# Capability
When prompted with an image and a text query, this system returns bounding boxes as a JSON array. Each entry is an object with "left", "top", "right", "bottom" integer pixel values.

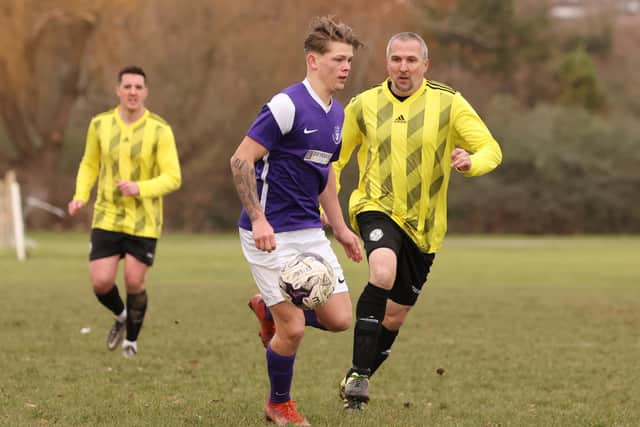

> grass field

[{"left": 1, "top": 232, "right": 639, "bottom": 426}]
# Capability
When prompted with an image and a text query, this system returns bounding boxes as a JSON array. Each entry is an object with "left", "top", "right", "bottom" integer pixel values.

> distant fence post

[
  {"left": 0, "top": 172, "right": 8, "bottom": 248},
  {"left": 0, "top": 170, "right": 26, "bottom": 261}
]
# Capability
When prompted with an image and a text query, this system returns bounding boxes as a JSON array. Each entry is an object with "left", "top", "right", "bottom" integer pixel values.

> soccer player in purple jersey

[{"left": 230, "top": 16, "right": 363, "bottom": 426}]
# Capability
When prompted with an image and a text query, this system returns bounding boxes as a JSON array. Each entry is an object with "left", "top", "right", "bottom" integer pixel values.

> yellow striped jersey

[
  {"left": 334, "top": 79, "right": 502, "bottom": 253},
  {"left": 72, "top": 107, "right": 181, "bottom": 238}
]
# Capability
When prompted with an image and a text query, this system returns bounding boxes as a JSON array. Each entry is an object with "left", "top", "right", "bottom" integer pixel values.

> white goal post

[{"left": 0, "top": 170, "right": 26, "bottom": 261}]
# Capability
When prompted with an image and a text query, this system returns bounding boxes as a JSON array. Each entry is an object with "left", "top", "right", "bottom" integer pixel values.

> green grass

[{"left": 1, "top": 233, "right": 639, "bottom": 426}]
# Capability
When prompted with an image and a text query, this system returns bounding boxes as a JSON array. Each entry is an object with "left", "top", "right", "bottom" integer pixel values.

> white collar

[{"left": 302, "top": 78, "right": 332, "bottom": 113}]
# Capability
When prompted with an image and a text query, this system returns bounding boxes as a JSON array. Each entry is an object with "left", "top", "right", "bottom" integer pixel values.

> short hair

[
  {"left": 386, "top": 32, "right": 429, "bottom": 60},
  {"left": 118, "top": 66, "right": 147, "bottom": 83},
  {"left": 303, "top": 16, "right": 363, "bottom": 54}
]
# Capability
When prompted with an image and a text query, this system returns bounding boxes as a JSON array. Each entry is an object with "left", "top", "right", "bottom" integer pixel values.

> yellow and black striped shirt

[
  {"left": 72, "top": 107, "right": 181, "bottom": 238},
  {"left": 334, "top": 79, "right": 502, "bottom": 253}
]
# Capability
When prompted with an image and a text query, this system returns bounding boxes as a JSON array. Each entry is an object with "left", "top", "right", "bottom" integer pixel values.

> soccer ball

[{"left": 278, "top": 252, "right": 336, "bottom": 310}]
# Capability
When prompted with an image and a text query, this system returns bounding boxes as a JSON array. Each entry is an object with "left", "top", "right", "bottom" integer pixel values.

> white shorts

[{"left": 239, "top": 227, "right": 349, "bottom": 307}]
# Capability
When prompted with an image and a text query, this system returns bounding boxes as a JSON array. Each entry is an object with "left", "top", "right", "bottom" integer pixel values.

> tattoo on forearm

[{"left": 231, "top": 158, "right": 262, "bottom": 221}]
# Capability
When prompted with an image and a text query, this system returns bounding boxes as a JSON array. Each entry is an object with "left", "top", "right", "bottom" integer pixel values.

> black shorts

[
  {"left": 356, "top": 211, "right": 435, "bottom": 306},
  {"left": 89, "top": 228, "right": 157, "bottom": 266}
]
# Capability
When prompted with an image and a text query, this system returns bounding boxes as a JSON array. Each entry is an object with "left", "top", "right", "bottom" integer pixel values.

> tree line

[{"left": 1, "top": 0, "right": 637, "bottom": 233}]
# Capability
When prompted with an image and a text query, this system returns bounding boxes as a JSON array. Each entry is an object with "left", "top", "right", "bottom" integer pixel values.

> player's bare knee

[
  {"left": 124, "top": 279, "right": 145, "bottom": 294},
  {"left": 332, "top": 321, "right": 351, "bottom": 332},
  {"left": 384, "top": 311, "right": 408, "bottom": 330},
  {"left": 92, "top": 282, "right": 112, "bottom": 295},
  {"left": 325, "top": 313, "right": 352, "bottom": 331},
  {"left": 369, "top": 267, "right": 395, "bottom": 289},
  {"left": 384, "top": 317, "right": 404, "bottom": 331},
  {"left": 281, "top": 323, "right": 305, "bottom": 345},
  {"left": 124, "top": 271, "right": 145, "bottom": 289},
  {"left": 337, "top": 311, "right": 353, "bottom": 331},
  {"left": 91, "top": 275, "right": 116, "bottom": 294}
]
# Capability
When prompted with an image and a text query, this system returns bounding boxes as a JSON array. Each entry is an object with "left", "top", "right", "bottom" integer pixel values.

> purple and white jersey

[{"left": 238, "top": 79, "right": 344, "bottom": 233}]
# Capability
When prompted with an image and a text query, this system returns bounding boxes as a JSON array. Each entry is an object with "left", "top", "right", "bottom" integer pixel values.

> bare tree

[
  {"left": 0, "top": 3, "right": 96, "bottom": 228},
  {"left": 0, "top": 0, "right": 416, "bottom": 229}
]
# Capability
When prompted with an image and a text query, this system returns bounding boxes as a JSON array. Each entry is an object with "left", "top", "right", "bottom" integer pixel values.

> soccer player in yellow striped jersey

[
  {"left": 68, "top": 66, "right": 181, "bottom": 358},
  {"left": 334, "top": 33, "right": 502, "bottom": 409}
]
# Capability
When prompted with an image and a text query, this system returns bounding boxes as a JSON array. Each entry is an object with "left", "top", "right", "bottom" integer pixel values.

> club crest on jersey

[
  {"left": 332, "top": 125, "right": 342, "bottom": 144},
  {"left": 369, "top": 228, "right": 383, "bottom": 242}
]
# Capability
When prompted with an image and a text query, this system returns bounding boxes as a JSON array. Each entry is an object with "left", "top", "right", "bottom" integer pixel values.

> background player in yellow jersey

[
  {"left": 332, "top": 33, "right": 502, "bottom": 408},
  {"left": 68, "top": 66, "right": 181, "bottom": 358}
]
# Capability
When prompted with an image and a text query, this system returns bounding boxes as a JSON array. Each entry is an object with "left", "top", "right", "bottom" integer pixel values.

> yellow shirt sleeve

[
  {"left": 450, "top": 93, "right": 503, "bottom": 177},
  {"left": 72, "top": 120, "right": 100, "bottom": 202},
  {"left": 136, "top": 126, "right": 182, "bottom": 198},
  {"left": 333, "top": 96, "right": 363, "bottom": 195}
]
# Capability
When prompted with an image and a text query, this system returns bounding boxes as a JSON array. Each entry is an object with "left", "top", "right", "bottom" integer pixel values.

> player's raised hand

[
  {"left": 252, "top": 217, "right": 276, "bottom": 253},
  {"left": 333, "top": 226, "right": 362, "bottom": 262},
  {"left": 451, "top": 147, "right": 472, "bottom": 171},
  {"left": 67, "top": 199, "right": 86, "bottom": 216}
]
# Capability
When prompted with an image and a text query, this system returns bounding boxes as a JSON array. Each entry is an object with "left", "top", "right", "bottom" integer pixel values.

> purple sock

[
  {"left": 266, "top": 304, "right": 324, "bottom": 329},
  {"left": 267, "top": 344, "right": 295, "bottom": 403},
  {"left": 304, "top": 310, "right": 327, "bottom": 330}
]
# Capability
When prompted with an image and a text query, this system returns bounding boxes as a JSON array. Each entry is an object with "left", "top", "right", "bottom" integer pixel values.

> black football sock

[
  {"left": 95, "top": 284, "right": 125, "bottom": 317},
  {"left": 370, "top": 325, "right": 399, "bottom": 377},
  {"left": 352, "top": 283, "right": 389, "bottom": 376},
  {"left": 126, "top": 290, "right": 148, "bottom": 341}
]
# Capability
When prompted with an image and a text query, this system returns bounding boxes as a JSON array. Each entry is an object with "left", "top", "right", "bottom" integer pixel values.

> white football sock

[
  {"left": 122, "top": 339, "right": 137, "bottom": 351},
  {"left": 116, "top": 309, "right": 127, "bottom": 323}
]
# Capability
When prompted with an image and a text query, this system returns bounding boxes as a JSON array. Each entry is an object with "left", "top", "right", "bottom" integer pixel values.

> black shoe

[{"left": 341, "top": 372, "right": 369, "bottom": 410}]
